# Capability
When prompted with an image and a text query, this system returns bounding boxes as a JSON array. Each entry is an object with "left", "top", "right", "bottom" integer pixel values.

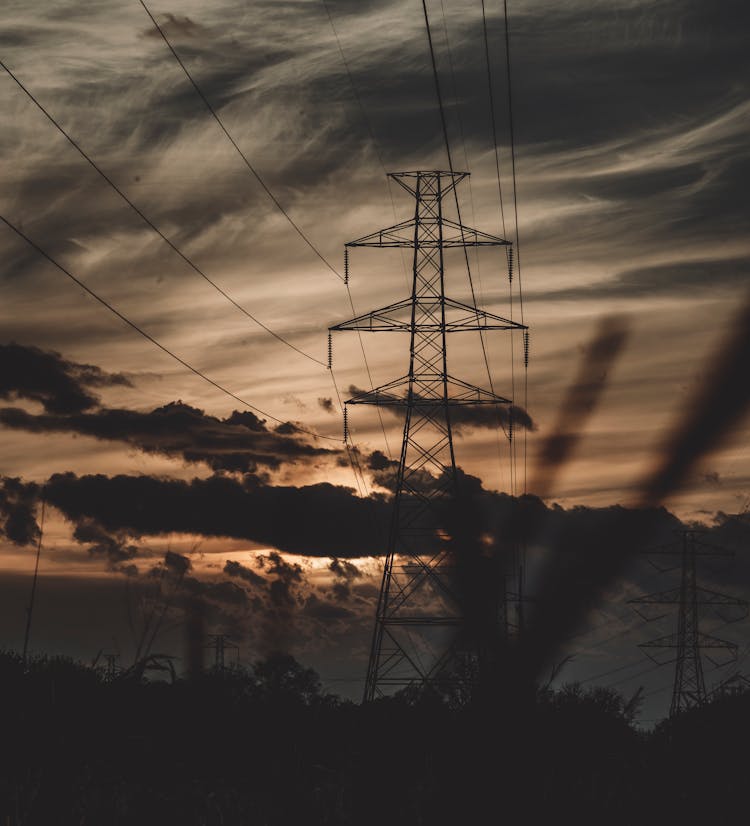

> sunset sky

[{"left": 1, "top": 0, "right": 748, "bottom": 715}]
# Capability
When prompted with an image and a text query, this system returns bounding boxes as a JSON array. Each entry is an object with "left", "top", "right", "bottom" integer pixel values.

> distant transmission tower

[
  {"left": 103, "top": 653, "right": 120, "bottom": 682},
  {"left": 206, "top": 634, "right": 239, "bottom": 673},
  {"left": 629, "top": 529, "right": 747, "bottom": 717},
  {"left": 330, "top": 171, "right": 527, "bottom": 702}
]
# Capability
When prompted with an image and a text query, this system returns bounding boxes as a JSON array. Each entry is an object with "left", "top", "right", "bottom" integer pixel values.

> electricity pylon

[
  {"left": 103, "top": 653, "right": 120, "bottom": 682},
  {"left": 330, "top": 171, "right": 527, "bottom": 702},
  {"left": 206, "top": 633, "right": 239, "bottom": 673},
  {"left": 629, "top": 529, "right": 747, "bottom": 717}
]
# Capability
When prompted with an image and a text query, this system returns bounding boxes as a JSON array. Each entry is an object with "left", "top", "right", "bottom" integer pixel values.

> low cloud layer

[
  {"left": 0, "top": 401, "right": 336, "bottom": 474},
  {"left": 0, "top": 344, "right": 339, "bottom": 474},
  {"left": 0, "top": 343, "right": 131, "bottom": 414},
  {"left": 41, "top": 471, "right": 389, "bottom": 558},
  {"left": 348, "top": 385, "right": 536, "bottom": 433}
]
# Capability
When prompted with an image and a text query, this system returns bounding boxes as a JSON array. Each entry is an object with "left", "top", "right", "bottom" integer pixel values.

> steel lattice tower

[
  {"left": 103, "top": 653, "right": 120, "bottom": 682},
  {"left": 629, "top": 530, "right": 747, "bottom": 717},
  {"left": 330, "top": 171, "right": 527, "bottom": 702},
  {"left": 206, "top": 633, "right": 238, "bottom": 673}
]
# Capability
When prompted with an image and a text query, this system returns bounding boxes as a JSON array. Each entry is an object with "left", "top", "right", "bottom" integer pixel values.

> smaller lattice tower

[
  {"left": 629, "top": 529, "right": 747, "bottom": 716},
  {"left": 206, "top": 634, "right": 239, "bottom": 674},
  {"left": 103, "top": 653, "right": 121, "bottom": 682}
]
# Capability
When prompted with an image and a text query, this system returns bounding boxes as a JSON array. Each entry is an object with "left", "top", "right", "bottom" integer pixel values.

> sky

[{"left": 1, "top": 0, "right": 749, "bottom": 718}]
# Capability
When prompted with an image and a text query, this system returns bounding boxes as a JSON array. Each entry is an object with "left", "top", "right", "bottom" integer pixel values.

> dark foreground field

[{"left": 1, "top": 651, "right": 748, "bottom": 826}]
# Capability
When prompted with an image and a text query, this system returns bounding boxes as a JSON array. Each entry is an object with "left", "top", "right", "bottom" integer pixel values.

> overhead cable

[
  {"left": 138, "top": 0, "right": 343, "bottom": 283},
  {"left": 421, "top": 0, "right": 512, "bottom": 461},
  {"left": 0, "top": 59, "right": 326, "bottom": 369},
  {"left": 140, "top": 1, "right": 392, "bottom": 457},
  {"left": 501, "top": 0, "right": 529, "bottom": 493},
  {"left": 0, "top": 214, "right": 340, "bottom": 442}
]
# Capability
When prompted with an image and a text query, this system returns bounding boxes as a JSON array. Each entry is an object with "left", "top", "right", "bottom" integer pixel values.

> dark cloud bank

[
  {"left": 2, "top": 341, "right": 747, "bottom": 570},
  {"left": 0, "top": 342, "right": 131, "bottom": 414},
  {"left": 4, "top": 464, "right": 750, "bottom": 686},
  {"left": 4, "top": 466, "right": 748, "bottom": 567},
  {"left": 0, "top": 344, "right": 533, "bottom": 478},
  {"left": 0, "top": 342, "right": 338, "bottom": 474},
  {"left": 0, "top": 403, "right": 335, "bottom": 474},
  {"left": 348, "top": 385, "right": 536, "bottom": 434},
  {"left": 41, "top": 471, "right": 390, "bottom": 558}
]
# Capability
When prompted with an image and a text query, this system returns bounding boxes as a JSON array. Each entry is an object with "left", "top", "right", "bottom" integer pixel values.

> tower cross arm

[
  {"left": 346, "top": 218, "right": 416, "bottom": 248},
  {"left": 441, "top": 218, "right": 511, "bottom": 247},
  {"left": 329, "top": 299, "right": 415, "bottom": 332},
  {"left": 641, "top": 537, "right": 735, "bottom": 557},
  {"left": 345, "top": 218, "right": 511, "bottom": 248},
  {"left": 346, "top": 375, "right": 512, "bottom": 407},
  {"left": 639, "top": 631, "right": 738, "bottom": 651},
  {"left": 329, "top": 297, "right": 527, "bottom": 333},
  {"left": 629, "top": 586, "right": 748, "bottom": 607}
]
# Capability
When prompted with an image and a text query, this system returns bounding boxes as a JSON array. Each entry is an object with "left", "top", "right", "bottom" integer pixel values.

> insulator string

[{"left": 507, "top": 246, "right": 514, "bottom": 284}]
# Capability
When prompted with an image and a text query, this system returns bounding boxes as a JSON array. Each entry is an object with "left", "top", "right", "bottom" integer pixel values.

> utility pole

[
  {"left": 330, "top": 171, "right": 527, "bottom": 702},
  {"left": 629, "top": 529, "right": 747, "bottom": 717}
]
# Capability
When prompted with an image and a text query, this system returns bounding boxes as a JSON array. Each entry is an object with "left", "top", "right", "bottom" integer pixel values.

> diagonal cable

[
  {"left": 0, "top": 59, "right": 326, "bottom": 369},
  {"left": 138, "top": 0, "right": 343, "bottom": 283},
  {"left": 421, "top": 0, "right": 512, "bottom": 446},
  {"left": 0, "top": 213, "right": 340, "bottom": 442},
  {"left": 140, "top": 0, "right": 392, "bottom": 458}
]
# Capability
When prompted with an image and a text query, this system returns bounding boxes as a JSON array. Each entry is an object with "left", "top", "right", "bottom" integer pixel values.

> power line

[
  {"left": 604, "top": 661, "right": 664, "bottom": 690},
  {"left": 320, "top": 0, "right": 412, "bottom": 295},
  {"left": 436, "top": 0, "right": 510, "bottom": 494},
  {"left": 579, "top": 657, "right": 653, "bottom": 686},
  {"left": 421, "top": 0, "right": 513, "bottom": 472},
  {"left": 501, "top": 0, "right": 529, "bottom": 494},
  {"left": 437, "top": 0, "right": 473, "bottom": 180},
  {"left": 328, "top": 368, "right": 365, "bottom": 498},
  {"left": 480, "top": 0, "right": 516, "bottom": 496},
  {"left": 313, "top": 5, "right": 403, "bottom": 517},
  {"left": 3, "top": 63, "right": 382, "bottom": 531},
  {"left": 329, "top": 367, "right": 393, "bottom": 562},
  {"left": 139, "top": 1, "right": 393, "bottom": 460},
  {"left": 320, "top": 0, "right": 388, "bottom": 177},
  {"left": 480, "top": 0, "right": 507, "bottom": 238},
  {"left": 502, "top": 0, "right": 524, "bottom": 326},
  {"left": 0, "top": 59, "right": 326, "bottom": 369},
  {"left": 138, "top": 0, "right": 343, "bottom": 283},
  {"left": 0, "top": 214, "right": 340, "bottom": 443},
  {"left": 343, "top": 284, "right": 393, "bottom": 458},
  {"left": 3, "top": 50, "right": 384, "bottom": 503},
  {"left": 4, "top": 43, "right": 379, "bottom": 510},
  {"left": 420, "top": 0, "right": 456, "bottom": 174}
]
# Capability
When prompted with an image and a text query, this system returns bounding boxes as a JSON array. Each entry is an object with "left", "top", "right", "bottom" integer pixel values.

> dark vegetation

[{"left": 2, "top": 651, "right": 749, "bottom": 825}]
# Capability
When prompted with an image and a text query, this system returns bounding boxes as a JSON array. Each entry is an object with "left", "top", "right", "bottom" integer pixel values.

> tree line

[{"left": 1, "top": 649, "right": 748, "bottom": 825}]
